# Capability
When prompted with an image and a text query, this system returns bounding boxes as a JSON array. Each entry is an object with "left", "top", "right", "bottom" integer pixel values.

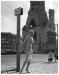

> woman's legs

[
  {"left": 26, "top": 62, "right": 30, "bottom": 73},
  {"left": 20, "top": 60, "right": 27, "bottom": 73},
  {"left": 20, "top": 54, "right": 32, "bottom": 73},
  {"left": 26, "top": 59, "right": 31, "bottom": 73}
]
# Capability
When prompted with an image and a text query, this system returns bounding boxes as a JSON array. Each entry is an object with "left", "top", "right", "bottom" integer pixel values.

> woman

[{"left": 20, "top": 29, "right": 34, "bottom": 73}]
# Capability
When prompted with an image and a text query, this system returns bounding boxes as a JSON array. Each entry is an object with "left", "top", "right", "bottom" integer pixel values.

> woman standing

[{"left": 20, "top": 29, "right": 34, "bottom": 73}]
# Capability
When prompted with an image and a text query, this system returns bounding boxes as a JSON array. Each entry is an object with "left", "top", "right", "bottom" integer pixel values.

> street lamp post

[{"left": 14, "top": 7, "right": 23, "bottom": 72}]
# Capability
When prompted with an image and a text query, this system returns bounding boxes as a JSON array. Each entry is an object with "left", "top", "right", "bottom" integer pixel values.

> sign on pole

[
  {"left": 15, "top": 7, "right": 23, "bottom": 16},
  {"left": 14, "top": 7, "right": 23, "bottom": 72}
]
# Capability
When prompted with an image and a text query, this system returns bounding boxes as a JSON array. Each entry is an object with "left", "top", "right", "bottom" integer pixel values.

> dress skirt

[{"left": 25, "top": 45, "right": 33, "bottom": 61}]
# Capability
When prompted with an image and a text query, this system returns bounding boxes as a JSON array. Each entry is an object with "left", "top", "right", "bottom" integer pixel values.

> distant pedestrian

[
  {"left": 20, "top": 29, "right": 34, "bottom": 73},
  {"left": 53, "top": 50, "right": 58, "bottom": 62},
  {"left": 48, "top": 50, "right": 53, "bottom": 63}
]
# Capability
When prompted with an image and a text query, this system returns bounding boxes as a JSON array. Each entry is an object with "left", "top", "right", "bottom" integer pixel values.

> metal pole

[
  {"left": 16, "top": 15, "right": 20, "bottom": 72},
  {"left": 14, "top": 7, "right": 23, "bottom": 72},
  {"left": 57, "top": 24, "right": 58, "bottom": 38}
]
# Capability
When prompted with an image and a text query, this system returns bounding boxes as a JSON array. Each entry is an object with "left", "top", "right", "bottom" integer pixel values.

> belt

[{"left": 26, "top": 45, "right": 32, "bottom": 47}]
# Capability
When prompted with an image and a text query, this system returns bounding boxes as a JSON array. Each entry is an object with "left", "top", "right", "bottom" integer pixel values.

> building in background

[
  {"left": 1, "top": 32, "right": 16, "bottom": 54},
  {"left": 22, "top": 1, "right": 57, "bottom": 54}
]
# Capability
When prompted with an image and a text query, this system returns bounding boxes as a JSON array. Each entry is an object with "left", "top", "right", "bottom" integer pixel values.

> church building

[{"left": 22, "top": 1, "right": 57, "bottom": 53}]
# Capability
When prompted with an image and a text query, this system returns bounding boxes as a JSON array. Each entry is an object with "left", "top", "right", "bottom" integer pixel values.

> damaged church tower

[
  {"left": 49, "top": 9, "right": 55, "bottom": 29},
  {"left": 22, "top": 1, "right": 48, "bottom": 53},
  {"left": 22, "top": 1, "right": 56, "bottom": 53}
]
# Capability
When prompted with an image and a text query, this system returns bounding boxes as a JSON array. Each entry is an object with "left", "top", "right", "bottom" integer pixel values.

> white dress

[{"left": 25, "top": 35, "right": 34, "bottom": 60}]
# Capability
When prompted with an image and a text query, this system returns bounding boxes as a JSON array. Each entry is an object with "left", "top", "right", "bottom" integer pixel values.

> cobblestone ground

[{"left": 1, "top": 54, "right": 58, "bottom": 74}]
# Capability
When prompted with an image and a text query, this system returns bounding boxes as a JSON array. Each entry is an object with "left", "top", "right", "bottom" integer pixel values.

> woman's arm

[{"left": 19, "top": 36, "right": 29, "bottom": 52}]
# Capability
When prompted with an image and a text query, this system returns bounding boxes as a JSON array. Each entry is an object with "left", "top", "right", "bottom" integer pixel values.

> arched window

[
  {"left": 33, "top": 31, "right": 37, "bottom": 41},
  {"left": 29, "top": 19, "right": 36, "bottom": 27},
  {"left": 47, "top": 31, "right": 56, "bottom": 44}
]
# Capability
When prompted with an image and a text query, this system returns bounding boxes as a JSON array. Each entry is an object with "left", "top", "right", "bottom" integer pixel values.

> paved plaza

[{"left": 1, "top": 54, "right": 58, "bottom": 74}]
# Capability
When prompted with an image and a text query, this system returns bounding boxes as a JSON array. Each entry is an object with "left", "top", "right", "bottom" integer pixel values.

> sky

[{"left": 1, "top": 0, "right": 58, "bottom": 36}]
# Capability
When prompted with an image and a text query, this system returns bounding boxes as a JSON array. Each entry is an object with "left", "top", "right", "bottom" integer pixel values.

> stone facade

[
  {"left": 1, "top": 32, "right": 16, "bottom": 54},
  {"left": 22, "top": 1, "right": 56, "bottom": 53}
]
